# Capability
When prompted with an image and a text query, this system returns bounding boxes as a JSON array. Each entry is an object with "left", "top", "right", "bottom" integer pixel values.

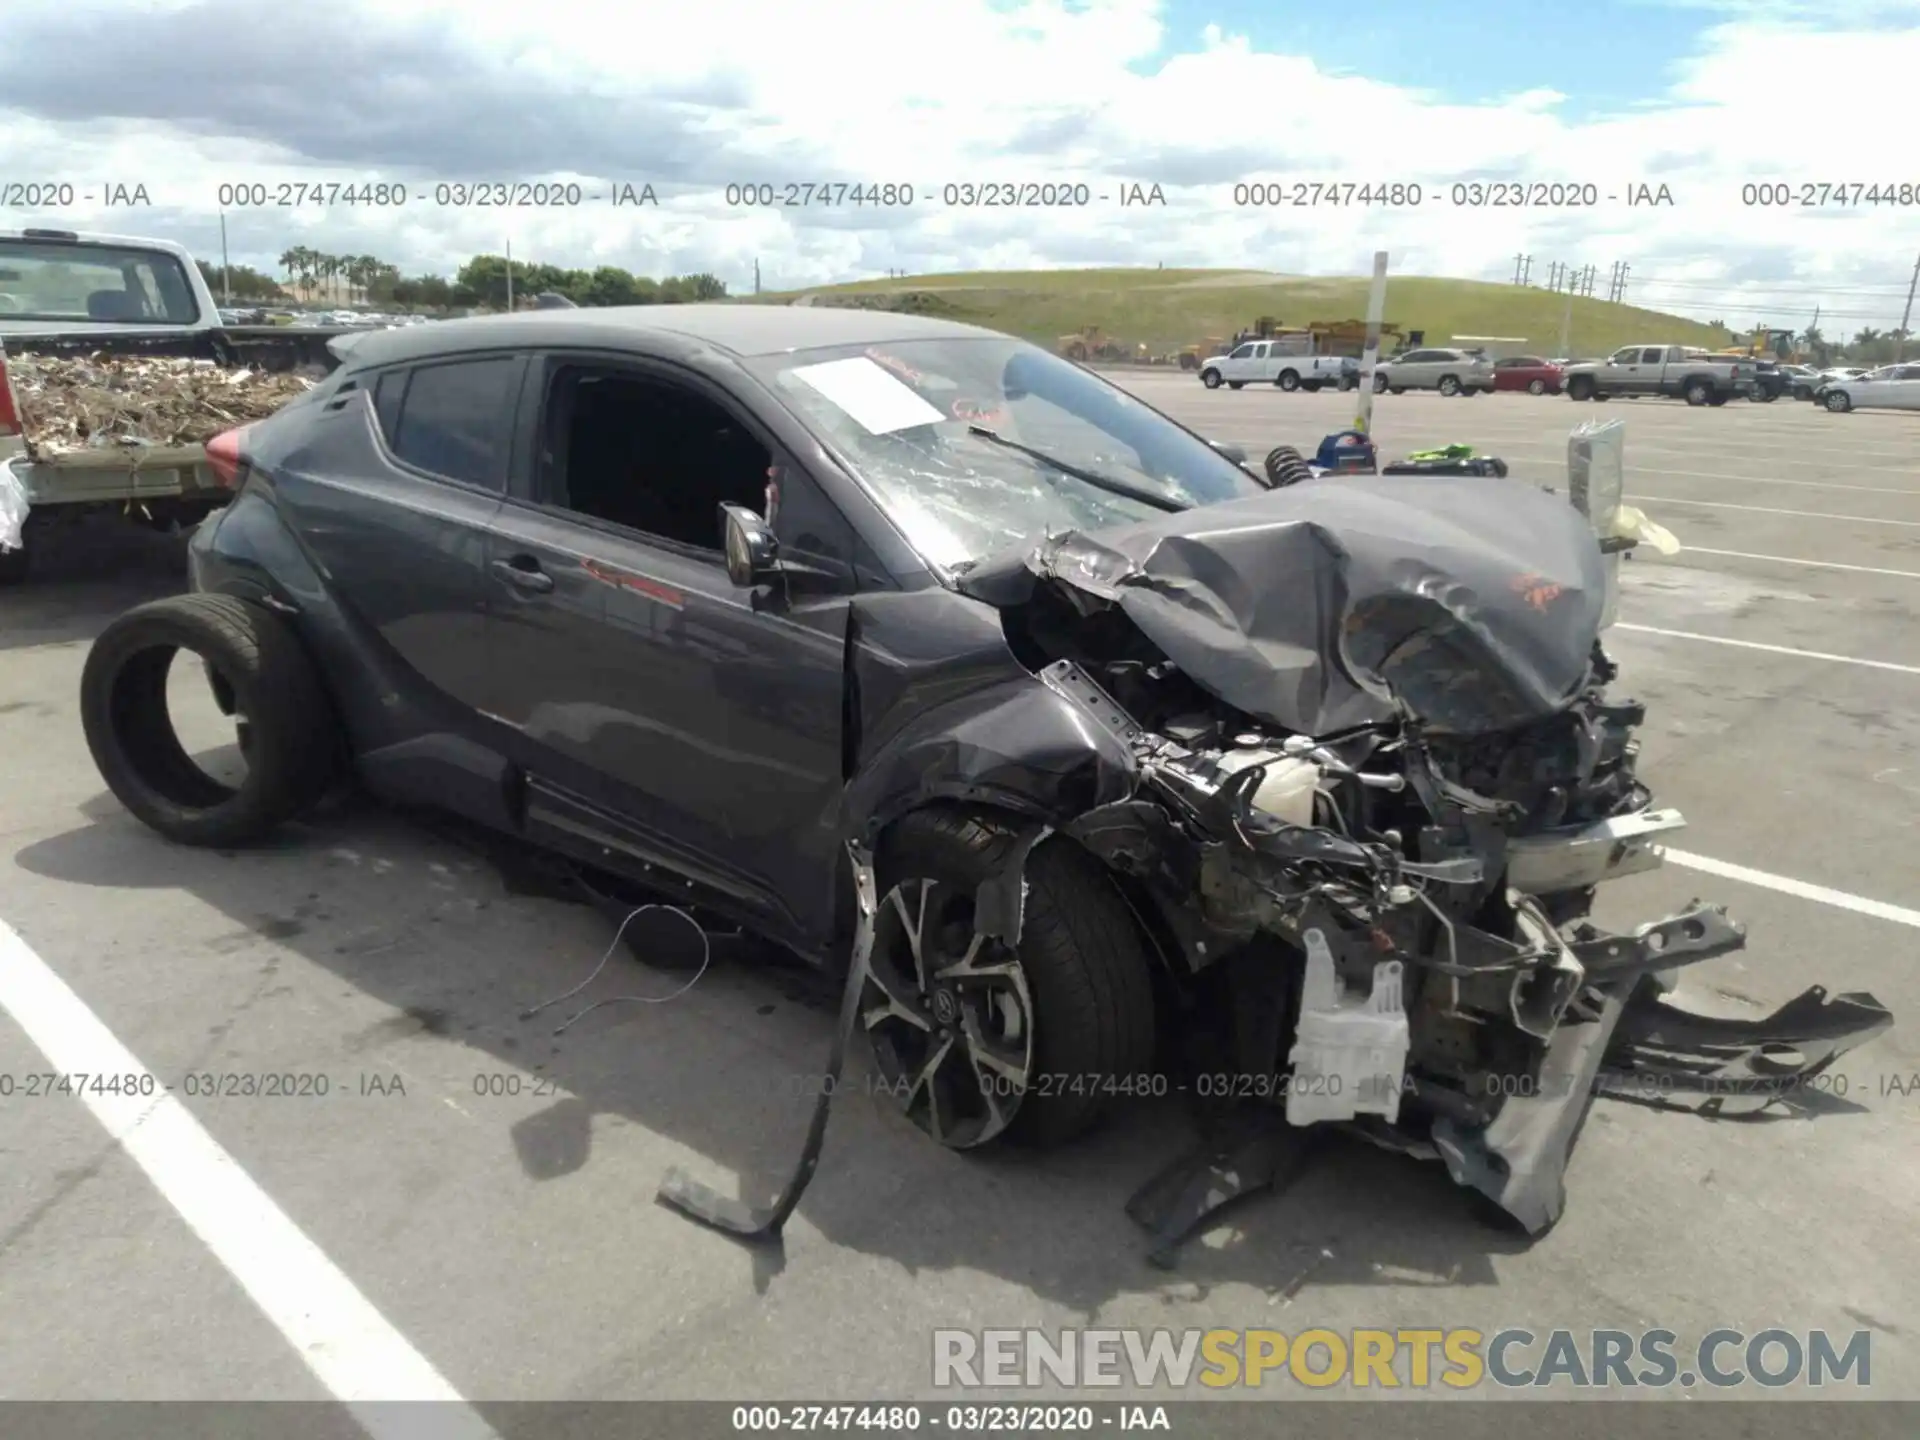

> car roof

[
  {"left": 333, "top": 302, "right": 1001, "bottom": 368},
  {"left": 0, "top": 228, "right": 195, "bottom": 257}
]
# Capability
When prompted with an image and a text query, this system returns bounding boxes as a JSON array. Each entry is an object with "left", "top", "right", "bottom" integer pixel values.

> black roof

[{"left": 336, "top": 302, "right": 998, "bottom": 368}]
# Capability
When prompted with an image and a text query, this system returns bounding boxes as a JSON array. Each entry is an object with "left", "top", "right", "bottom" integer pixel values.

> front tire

[
  {"left": 866, "top": 809, "right": 1157, "bottom": 1151},
  {"left": 1826, "top": 390, "right": 1852, "bottom": 412},
  {"left": 1277, "top": 370, "right": 1300, "bottom": 392},
  {"left": 1373, "top": 374, "right": 1389, "bottom": 393},
  {"left": 1201, "top": 368, "right": 1222, "bottom": 389},
  {"left": 1567, "top": 376, "right": 1595, "bottom": 401},
  {"left": 80, "top": 593, "right": 338, "bottom": 847},
  {"left": 1438, "top": 375, "right": 1461, "bottom": 396},
  {"left": 1527, "top": 378, "right": 1546, "bottom": 395}
]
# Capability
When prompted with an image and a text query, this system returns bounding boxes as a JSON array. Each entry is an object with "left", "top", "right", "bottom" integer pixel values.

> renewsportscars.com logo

[{"left": 932, "top": 1328, "right": 1873, "bottom": 1391}]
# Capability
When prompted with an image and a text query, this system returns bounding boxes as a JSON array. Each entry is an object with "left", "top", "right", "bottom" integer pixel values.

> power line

[{"left": 1630, "top": 277, "right": 1910, "bottom": 297}]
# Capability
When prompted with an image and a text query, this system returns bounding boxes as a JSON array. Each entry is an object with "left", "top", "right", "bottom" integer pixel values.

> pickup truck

[
  {"left": 0, "top": 227, "right": 351, "bottom": 582},
  {"left": 1198, "top": 338, "right": 1357, "bottom": 392},
  {"left": 1561, "top": 344, "right": 1756, "bottom": 406}
]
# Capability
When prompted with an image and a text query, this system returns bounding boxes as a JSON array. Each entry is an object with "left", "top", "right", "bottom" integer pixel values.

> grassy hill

[{"left": 749, "top": 268, "right": 1731, "bottom": 359}]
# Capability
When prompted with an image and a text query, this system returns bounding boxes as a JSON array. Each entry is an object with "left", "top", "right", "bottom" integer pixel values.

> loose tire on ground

[
  {"left": 80, "top": 593, "right": 339, "bottom": 847},
  {"left": 874, "top": 808, "right": 1158, "bottom": 1150}
]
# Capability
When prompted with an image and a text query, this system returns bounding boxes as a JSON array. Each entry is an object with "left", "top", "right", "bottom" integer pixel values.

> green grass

[{"left": 748, "top": 268, "right": 1731, "bottom": 359}]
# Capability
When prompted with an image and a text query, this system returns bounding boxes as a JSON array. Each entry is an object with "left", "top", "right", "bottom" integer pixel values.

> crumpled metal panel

[{"left": 969, "top": 474, "right": 1611, "bottom": 737}]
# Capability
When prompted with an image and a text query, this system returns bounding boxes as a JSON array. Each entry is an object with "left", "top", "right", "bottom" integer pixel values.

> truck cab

[
  {"left": 0, "top": 228, "right": 220, "bottom": 338},
  {"left": 1563, "top": 344, "right": 1753, "bottom": 406}
]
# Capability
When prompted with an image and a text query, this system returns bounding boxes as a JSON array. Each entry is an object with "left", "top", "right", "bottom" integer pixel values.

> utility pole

[
  {"left": 1354, "top": 250, "right": 1390, "bottom": 445},
  {"left": 218, "top": 211, "right": 231, "bottom": 305},
  {"left": 1559, "top": 282, "right": 1575, "bottom": 358},
  {"left": 504, "top": 238, "right": 514, "bottom": 312},
  {"left": 1513, "top": 253, "right": 1527, "bottom": 285},
  {"left": 1521, "top": 255, "right": 1532, "bottom": 286},
  {"left": 1898, "top": 251, "right": 1919, "bottom": 360},
  {"left": 753, "top": 258, "right": 761, "bottom": 295}
]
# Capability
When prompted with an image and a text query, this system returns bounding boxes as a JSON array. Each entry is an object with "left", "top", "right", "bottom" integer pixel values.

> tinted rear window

[
  {"left": 385, "top": 357, "right": 518, "bottom": 489},
  {"left": 0, "top": 239, "right": 200, "bottom": 324}
]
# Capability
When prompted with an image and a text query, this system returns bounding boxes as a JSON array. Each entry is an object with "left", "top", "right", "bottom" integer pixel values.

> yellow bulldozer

[
  {"left": 1176, "top": 318, "right": 1287, "bottom": 370},
  {"left": 1713, "top": 326, "right": 1803, "bottom": 363}
]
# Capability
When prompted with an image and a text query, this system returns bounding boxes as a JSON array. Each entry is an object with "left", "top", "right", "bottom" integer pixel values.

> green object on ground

[{"left": 1405, "top": 444, "right": 1476, "bottom": 462}]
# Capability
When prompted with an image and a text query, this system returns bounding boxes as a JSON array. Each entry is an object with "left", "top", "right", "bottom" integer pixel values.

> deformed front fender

[
  {"left": 840, "top": 671, "right": 1140, "bottom": 843},
  {"left": 837, "top": 590, "right": 1140, "bottom": 844}
]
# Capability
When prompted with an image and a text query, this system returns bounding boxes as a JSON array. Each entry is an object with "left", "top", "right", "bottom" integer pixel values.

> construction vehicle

[
  {"left": 1305, "top": 318, "right": 1405, "bottom": 357},
  {"left": 1056, "top": 325, "right": 1128, "bottom": 362},
  {"left": 1714, "top": 326, "right": 1803, "bottom": 363}
]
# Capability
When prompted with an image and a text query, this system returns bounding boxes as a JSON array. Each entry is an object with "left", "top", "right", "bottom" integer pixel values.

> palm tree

[{"left": 278, "top": 248, "right": 299, "bottom": 300}]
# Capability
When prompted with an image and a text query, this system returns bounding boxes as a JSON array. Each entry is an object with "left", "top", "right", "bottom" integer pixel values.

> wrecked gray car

[{"left": 74, "top": 306, "right": 1891, "bottom": 1255}]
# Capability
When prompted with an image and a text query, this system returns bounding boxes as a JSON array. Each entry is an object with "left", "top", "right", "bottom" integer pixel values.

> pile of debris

[{"left": 6, "top": 353, "right": 314, "bottom": 455}]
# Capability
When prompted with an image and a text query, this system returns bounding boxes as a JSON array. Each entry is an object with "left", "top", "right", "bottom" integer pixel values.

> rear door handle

[{"left": 490, "top": 557, "right": 554, "bottom": 594}]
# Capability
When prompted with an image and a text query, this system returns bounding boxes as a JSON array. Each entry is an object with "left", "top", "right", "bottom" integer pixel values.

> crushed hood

[{"left": 962, "top": 473, "right": 1610, "bottom": 737}]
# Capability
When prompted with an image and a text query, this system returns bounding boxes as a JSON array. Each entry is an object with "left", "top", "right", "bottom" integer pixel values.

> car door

[
  {"left": 256, "top": 352, "right": 522, "bottom": 725},
  {"left": 1221, "top": 342, "right": 1258, "bottom": 381},
  {"left": 481, "top": 350, "right": 853, "bottom": 946},
  {"left": 1248, "top": 341, "right": 1278, "bottom": 382},
  {"left": 1886, "top": 364, "right": 1920, "bottom": 408}
]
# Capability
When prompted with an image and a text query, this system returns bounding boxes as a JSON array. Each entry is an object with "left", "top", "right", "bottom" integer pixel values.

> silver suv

[{"left": 1373, "top": 347, "right": 1496, "bottom": 396}]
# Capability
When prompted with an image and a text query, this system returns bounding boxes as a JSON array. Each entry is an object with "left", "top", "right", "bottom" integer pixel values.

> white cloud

[{"left": 2, "top": 0, "right": 1917, "bottom": 328}]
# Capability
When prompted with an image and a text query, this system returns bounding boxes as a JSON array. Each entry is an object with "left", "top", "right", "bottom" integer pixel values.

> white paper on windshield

[{"left": 791, "top": 357, "right": 946, "bottom": 434}]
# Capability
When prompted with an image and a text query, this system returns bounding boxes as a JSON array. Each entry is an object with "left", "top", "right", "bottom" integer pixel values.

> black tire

[
  {"left": 1277, "top": 370, "right": 1300, "bottom": 392},
  {"left": 1527, "top": 379, "right": 1546, "bottom": 395},
  {"left": 1684, "top": 379, "right": 1712, "bottom": 406},
  {"left": 1373, "top": 374, "right": 1389, "bottom": 393},
  {"left": 871, "top": 808, "right": 1157, "bottom": 1150},
  {"left": 1708, "top": 394, "right": 1729, "bottom": 407},
  {"left": 1826, "top": 390, "right": 1851, "bottom": 412},
  {"left": 1389, "top": 386, "right": 1406, "bottom": 395},
  {"left": 1300, "top": 380, "right": 1321, "bottom": 393},
  {"left": 1227, "top": 381, "right": 1245, "bottom": 390},
  {"left": 1201, "top": 368, "right": 1222, "bottom": 389},
  {"left": 80, "top": 593, "right": 339, "bottom": 847},
  {"left": 1567, "top": 376, "right": 1594, "bottom": 401},
  {"left": 0, "top": 542, "right": 29, "bottom": 586},
  {"left": 1337, "top": 374, "right": 1357, "bottom": 392},
  {"left": 1438, "top": 375, "right": 1461, "bottom": 396}
]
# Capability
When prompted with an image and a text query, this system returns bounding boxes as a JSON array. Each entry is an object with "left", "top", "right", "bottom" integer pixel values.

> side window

[
  {"left": 373, "top": 368, "right": 407, "bottom": 445},
  {"left": 388, "top": 357, "right": 518, "bottom": 490},
  {"left": 538, "top": 364, "right": 772, "bottom": 555},
  {"left": 1640, "top": 348, "right": 1665, "bottom": 364},
  {"left": 1609, "top": 347, "right": 1639, "bottom": 364}
]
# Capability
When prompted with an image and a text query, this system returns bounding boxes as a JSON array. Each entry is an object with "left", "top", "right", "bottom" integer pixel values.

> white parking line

[
  {"left": 1662, "top": 850, "right": 1920, "bottom": 930},
  {"left": 1614, "top": 623, "right": 1920, "bottom": 674},
  {"left": 0, "top": 917, "right": 502, "bottom": 1437},
  {"left": 1632, "top": 496, "right": 1920, "bottom": 528},
  {"left": 1675, "top": 548, "right": 1920, "bottom": 580}
]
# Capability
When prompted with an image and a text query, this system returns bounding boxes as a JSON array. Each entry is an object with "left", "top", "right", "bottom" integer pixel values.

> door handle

[{"left": 490, "top": 557, "right": 554, "bottom": 594}]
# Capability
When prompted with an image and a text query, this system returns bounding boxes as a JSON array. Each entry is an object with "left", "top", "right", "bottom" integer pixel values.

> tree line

[{"left": 197, "top": 245, "right": 727, "bottom": 311}]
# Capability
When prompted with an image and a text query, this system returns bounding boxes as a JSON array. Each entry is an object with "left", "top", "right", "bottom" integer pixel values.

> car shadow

[
  {"left": 0, "top": 520, "right": 190, "bottom": 653},
  {"left": 15, "top": 790, "right": 1542, "bottom": 1312}
]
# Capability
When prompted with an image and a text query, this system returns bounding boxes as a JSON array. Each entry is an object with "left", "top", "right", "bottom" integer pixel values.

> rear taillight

[
  {"left": 0, "top": 348, "right": 21, "bottom": 438},
  {"left": 205, "top": 425, "right": 251, "bottom": 489}
]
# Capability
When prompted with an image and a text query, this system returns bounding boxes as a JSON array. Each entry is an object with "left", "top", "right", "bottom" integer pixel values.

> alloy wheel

[{"left": 862, "top": 876, "right": 1036, "bottom": 1149}]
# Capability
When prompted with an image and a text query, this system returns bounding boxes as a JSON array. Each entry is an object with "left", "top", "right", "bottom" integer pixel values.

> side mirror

[
  {"left": 1209, "top": 440, "right": 1247, "bottom": 464},
  {"left": 720, "top": 503, "right": 781, "bottom": 588}
]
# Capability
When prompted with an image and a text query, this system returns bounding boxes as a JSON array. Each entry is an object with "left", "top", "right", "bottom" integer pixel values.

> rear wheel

[
  {"left": 79, "top": 593, "right": 339, "bottom": 847},
  {"left": 1685, "top": 379, "right": 1712, "bottom": 406},
  {"left": 866, "top": 809, "right": 1157, "bottom": 1150},
  {"left": 1527, "top": 378, "right": 1546, "bottom": 395}
]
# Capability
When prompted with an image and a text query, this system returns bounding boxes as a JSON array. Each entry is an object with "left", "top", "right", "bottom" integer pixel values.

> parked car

[
  {"left": 71, "top": 303, "right": 1884, "bottom": 1241},
  {"left": 1776, "top": 364, "right": 1822, "bottom": 400},
  {"left": 1491, "top": 355, "right": 1565, "bottom": 395},
  {"left": 1370, "top": 347, "right": 1495, "bottom": 396},
  {"left": 1561, "top": 345, "right": 1755, "bottom": 405},
  {"left": 1809, "top": 367, "right": 1868, "bottom": 402},
  {"left": 1198, "top": 339, "right": 1354, "bottom": 392},
  {"left": 1821, "top": 363, "right": 1920, "bottom": 412}
]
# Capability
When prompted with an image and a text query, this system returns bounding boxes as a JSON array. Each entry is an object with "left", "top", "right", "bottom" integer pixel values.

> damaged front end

[{"left": 977, "top": 474, "right": 1893, "bottom": 1242}]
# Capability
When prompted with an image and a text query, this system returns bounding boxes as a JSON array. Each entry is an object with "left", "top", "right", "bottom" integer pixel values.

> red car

[{"left": 1492, "top": 355, "right": 1565, "bottom": 394}]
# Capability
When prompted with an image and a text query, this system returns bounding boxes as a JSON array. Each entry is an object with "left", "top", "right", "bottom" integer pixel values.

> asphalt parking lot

[{"left": 1, "top": 379, "right": 1916, "bottom": 1421}]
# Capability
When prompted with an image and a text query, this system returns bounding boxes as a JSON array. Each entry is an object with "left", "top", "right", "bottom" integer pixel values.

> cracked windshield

[{"left": 753, "top": 338, "right": 1265, "bottom": 569}]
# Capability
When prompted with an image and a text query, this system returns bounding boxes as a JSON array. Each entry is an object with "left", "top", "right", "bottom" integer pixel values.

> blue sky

[{"left": 1151, "top": 0, "right": 1708, "bottom": 120}]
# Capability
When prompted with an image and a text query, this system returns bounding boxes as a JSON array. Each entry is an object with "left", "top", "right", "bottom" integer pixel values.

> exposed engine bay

[{"left": 661, "top": 471, "right": 1894, "bottom": 1256}]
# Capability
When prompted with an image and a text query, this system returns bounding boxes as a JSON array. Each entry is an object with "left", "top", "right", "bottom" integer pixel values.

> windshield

[
  {"left": 0, "top": 240, "right": 201, "bottom": 325},
  {"left": 746, "top": 335, "right": 1264, "bottom": 569}
]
